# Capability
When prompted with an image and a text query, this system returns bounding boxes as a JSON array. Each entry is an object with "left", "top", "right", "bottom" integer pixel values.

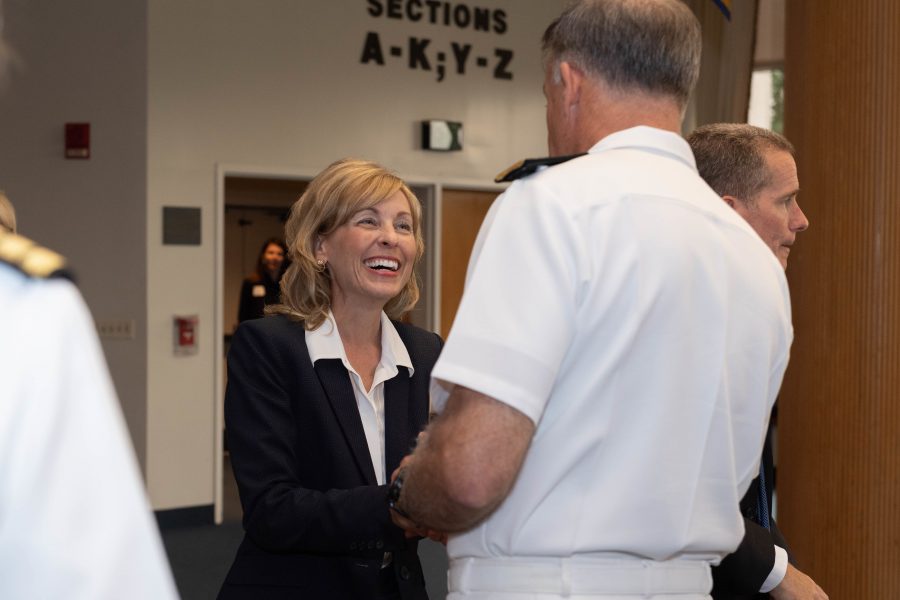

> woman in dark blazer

[{"left": 219, "top": 159, "right": 442, "bottom": 600}]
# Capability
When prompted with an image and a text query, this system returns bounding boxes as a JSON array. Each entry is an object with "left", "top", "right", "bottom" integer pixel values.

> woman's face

[
  {"left": 317, "top": 191, "right": 417, "bottom": 312},
  {"left": 262, "top": 243, "right": 285, "bottom": 273}
]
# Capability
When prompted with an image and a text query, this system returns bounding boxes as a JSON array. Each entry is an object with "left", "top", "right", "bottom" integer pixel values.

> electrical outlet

[{"left": 96, "top": 318, "right": 136, "bottom": 340}]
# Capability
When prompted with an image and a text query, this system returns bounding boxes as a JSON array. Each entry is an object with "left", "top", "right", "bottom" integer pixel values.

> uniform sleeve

[
  {"left": 432, "top": 179, "right": 583, "bottom": 423},
  {"left": 0, "top": 280, "right": 178, "bottom": 600}
]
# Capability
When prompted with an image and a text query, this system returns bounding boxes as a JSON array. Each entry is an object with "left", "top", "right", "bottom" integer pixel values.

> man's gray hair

[
  {"left": 687, "top": 123, "right": 796, "bottom": 203},
  {"left": 542, "top": 0, "right": 701, "bottom": 107}
]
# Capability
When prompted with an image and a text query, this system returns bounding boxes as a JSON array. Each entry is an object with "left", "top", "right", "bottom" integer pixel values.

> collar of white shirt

[
  {"left": 589, "top": 125, "right": 697, "bottom": 171},
  {"left": 305, "top": 310, "right": 414, "bottom": 378}
]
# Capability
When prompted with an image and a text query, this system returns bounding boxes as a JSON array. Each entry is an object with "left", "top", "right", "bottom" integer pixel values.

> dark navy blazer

[
  {"left": 219, "top": 314, "right": 442, "bottom": 600},
  {"left": 711, "top": 417, "right": 795, "bottom": 599}
]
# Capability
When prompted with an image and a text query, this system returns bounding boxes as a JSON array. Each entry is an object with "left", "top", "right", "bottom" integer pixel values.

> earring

[{"left": 316, "top": 258, "right": 327, "bottom": 268}]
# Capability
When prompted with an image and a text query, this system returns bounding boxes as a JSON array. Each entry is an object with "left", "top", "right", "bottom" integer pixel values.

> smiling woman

[
  {"left": 219, "top": 159, "right": 442, "bottom": 600},
  {"left": 272, "top": 159, "right": 425, "bottom": 330},
  {"left": 316, "top": 190, "right": 418, "bottom": 319}
]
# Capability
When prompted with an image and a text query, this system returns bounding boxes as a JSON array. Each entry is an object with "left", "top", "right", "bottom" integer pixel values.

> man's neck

[{"left": 569, "top": 84, "right": 683, "bottom": 154}]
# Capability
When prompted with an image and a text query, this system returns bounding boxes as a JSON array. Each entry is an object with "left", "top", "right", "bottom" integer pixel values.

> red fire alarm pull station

[
  {"left": 173, "top": 315, "right": 199, "bottom": 356},
  {"left": 65, "top": 122, "right": 90, "bottom": 159}
]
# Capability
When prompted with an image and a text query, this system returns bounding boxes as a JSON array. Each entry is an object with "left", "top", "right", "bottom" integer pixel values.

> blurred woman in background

[{"left": 237, "top": 237, "right": 288, "bottom": 322}]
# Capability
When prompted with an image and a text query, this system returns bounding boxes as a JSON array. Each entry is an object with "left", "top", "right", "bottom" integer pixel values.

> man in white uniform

[
  {"left": 0, "top": 234, "right": 179, "bottom": 599},
  {"left": 388, "top": 1, "right": 794, "bottom": 598}
]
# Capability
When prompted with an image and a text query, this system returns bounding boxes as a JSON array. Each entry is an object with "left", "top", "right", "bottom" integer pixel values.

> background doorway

[{"left": 222, "top": 175, "right": 309, "bottom": 522}]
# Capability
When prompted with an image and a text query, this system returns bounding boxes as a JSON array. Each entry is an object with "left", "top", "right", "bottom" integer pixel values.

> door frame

[
  {"left": 407, "top": 177, "right": 507, "bottom": 337},
  {"left": 214, "top": 163, "right": 318, "bottom": 524}
]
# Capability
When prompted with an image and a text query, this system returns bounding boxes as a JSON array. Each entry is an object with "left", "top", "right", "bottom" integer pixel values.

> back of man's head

[
  {"left": 542, "top": 0, "right": 701, "bottom": 108},
  {"left": 688, "top": 123, "right": 795, "bottom": 203}
]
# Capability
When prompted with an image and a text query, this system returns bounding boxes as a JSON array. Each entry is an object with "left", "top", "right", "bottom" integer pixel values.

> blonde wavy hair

[{"left": 269, "top": 158, "right": 424, "bottom": 329}]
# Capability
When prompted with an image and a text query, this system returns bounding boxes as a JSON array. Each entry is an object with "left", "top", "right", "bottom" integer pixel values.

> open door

[
  {"left": 221, "top": 175, "right": 309, "bottom": 523},
  {"left": 439, "top": 188, "right": 499, "bottom": 336}
]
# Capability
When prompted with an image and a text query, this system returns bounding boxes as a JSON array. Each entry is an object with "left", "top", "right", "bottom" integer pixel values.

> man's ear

[
  {"left": 558, "top": 60, "right": 584, "bottom": 107},
  {"left": 722, "top": 195, "right": 738, "bottom": 209}
]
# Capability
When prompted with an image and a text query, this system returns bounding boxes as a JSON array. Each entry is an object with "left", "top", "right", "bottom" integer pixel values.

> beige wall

[{"left": 0, "top": 0, "right": 149, "bottom": 469}]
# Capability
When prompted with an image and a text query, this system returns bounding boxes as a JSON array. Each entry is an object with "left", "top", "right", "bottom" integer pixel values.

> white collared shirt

[
  {"left": 432, "top": 126, "right": 793, "bottom": 565},
  {"left": 306, "top": 310, "right": 413, "bottom": 485}
]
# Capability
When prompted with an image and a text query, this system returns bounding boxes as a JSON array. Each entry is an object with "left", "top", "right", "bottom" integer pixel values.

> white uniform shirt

[
  {"left": 0, "top": 265, "right": 178, "bottom": 599},
  {"left": 432, "top": 126, "right": 793, "bottom": 563},
  {"left": 306, "top": 310, "right": 414, "bottom": 485}
]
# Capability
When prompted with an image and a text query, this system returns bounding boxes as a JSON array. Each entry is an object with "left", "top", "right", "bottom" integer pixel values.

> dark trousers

[{"left": 375, "top": 566, "right": 401, "bottom": 600}]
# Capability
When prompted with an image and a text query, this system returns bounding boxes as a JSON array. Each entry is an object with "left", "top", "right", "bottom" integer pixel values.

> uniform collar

[
  {"left": 588, "top": 126, "right": 697, "bottom": 171},
  {"left": 306, "top": 310, "right": 414, "bottom": 377}
]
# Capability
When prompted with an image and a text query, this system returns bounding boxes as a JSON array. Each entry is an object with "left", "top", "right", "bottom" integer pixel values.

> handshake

[{"left": 387, "top": 432, "right": 449, "bottom": 545}]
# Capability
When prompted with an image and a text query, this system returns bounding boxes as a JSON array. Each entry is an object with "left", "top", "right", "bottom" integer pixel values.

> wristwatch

[{"left": 387, "top": 468, "right": 411, "bottom": 519}]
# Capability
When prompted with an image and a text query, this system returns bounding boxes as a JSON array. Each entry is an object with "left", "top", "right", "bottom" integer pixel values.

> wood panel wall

[{"left": 779, "top": 3, "right": 900, "bottom": 597}]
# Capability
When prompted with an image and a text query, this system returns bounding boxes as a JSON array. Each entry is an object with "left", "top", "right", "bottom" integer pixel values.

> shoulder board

[
  {"left": 0, "top": 231, "right": 72, "bottom": 280},
  {"left": 494, "top": 153, "right": 587, "bottom": 183}
]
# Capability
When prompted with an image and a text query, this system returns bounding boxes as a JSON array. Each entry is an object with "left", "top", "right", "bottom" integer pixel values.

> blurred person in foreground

[
  {"left": 0, "top": 7, "right": 177, "bottom": 599},
  {"left": 0, "top": 235, "right": 179, "bottom": 600},
  {"left": 219, "top": 159, "right": 442, "bottom": 600},
  {"left": 689, "top": 123, "right": 826, "bottom": 600},
  {"left": 387, "top": 1, "right": 794, "bottom": 599}
]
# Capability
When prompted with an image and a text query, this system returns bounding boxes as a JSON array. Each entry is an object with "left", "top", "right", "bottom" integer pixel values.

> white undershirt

[
  {"left": 761, "top": 546, "right": 789, "bottom": 592},
  {"left": 305, "top": 310, "right": 414, "bottom": 485}
]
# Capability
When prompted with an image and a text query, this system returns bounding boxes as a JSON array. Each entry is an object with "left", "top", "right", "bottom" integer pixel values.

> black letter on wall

[
  {"left": 361, "top": 32, "right": 385, "bottom": 65},
  {"left": 409, "top": 37, "right": 431, "bottom": 70},
  {"left": 493, "top": 10, "right": 507, "bottom": 34},
  {"left": 367, "top": 0, "right": 384, "bottom": 17},
  {"left": 494, "top": 48, "right": 513, "bottom": 80}
]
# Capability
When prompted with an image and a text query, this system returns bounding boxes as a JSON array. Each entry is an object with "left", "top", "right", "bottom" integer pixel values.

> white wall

[
  {"left": 0, "top": 0, "right": 149, "bottom": 467},
  {"left": 147, "top": 0, "right": 564, "bottom": 509}
]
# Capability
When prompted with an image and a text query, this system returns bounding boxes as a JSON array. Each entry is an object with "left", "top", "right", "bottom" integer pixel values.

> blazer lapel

[
  {"left": 384, "top": 367, "right": 411, "bottom": 475},
  {"left": 313, "top": 359, "right": 378, "bottom": 486}
]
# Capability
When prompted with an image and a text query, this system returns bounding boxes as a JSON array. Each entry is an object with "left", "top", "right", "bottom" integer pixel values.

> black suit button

[
  {"left": 376, "top": 540, "right": 384, "bottom": 550},
  {"left": 399, "top": 565, "right": 411, "bottom": 580}
]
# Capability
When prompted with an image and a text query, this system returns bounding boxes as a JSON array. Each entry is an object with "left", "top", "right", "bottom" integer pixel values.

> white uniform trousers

[{"left": 447, "top": 556, "right": 712, "bottom": 600}]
